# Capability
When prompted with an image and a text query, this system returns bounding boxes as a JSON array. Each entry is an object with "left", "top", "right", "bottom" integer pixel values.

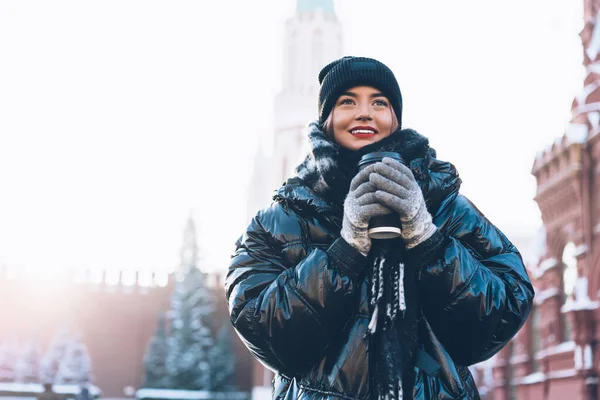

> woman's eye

[
  {"left": 373, "top": 99, "right": 388, "bottom": 107},
  {"left": 339, "top": 98, "right": 354, "bottom": 105}
]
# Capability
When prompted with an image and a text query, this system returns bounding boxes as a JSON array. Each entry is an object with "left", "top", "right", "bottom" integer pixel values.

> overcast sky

[{"left": 0, "top": 0, "right": 585, "bottom": 276}]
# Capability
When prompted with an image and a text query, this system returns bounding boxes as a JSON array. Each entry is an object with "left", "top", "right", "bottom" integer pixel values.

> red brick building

[{"left": 481, "top": 0, "right": 600, "bottom": 398}]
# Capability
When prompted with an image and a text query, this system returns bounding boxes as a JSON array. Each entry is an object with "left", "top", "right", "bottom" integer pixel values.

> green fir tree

[
  {"left": 165, "top": 216, "right": 214, "bottom": 390},
  {"left": 143, "top": 313, "right": 170, "bottom": 388},
  {"left": 55, "top": 335, "right": 93, "bottom": 385},
  {"left": 209, "top": 322, "right": 236, "bottom": 392},
  {"left": 40, "top": 328, "right": 71, "bottom": 383}
]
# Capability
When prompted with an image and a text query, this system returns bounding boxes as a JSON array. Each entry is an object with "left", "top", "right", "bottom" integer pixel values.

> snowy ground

[
  {"left": 135, "top": 389, "right": 249, "bottom": 400},
  {"left": 0, "top": 383, "right": 101, "bottom": 398}
]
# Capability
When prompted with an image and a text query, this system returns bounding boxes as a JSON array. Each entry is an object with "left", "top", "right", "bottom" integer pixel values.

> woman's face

[{"left": 330, "top": 85, "right": 396, "bottom": 151}]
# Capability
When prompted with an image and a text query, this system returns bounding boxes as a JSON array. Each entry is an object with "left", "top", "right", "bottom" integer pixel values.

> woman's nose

[{"left": 356, "top": 104, "right": 372, "bottom": 120}]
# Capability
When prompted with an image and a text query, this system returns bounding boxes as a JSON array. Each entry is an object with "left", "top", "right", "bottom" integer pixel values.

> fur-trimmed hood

[{"left": 274, "top": 121, "right": 462, "bottom": 222}]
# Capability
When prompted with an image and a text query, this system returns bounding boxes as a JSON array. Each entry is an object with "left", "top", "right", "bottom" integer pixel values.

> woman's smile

[{"left": 349, "top": 126, "right": 378, "bottom": 138}]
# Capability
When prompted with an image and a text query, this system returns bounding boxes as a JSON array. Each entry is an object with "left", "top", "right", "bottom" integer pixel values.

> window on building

[
  {"left": 563, "top": 242, "right": 577, "bottom": 298},
  {"left": 562, "top": 242, "right": 577, "bottom": 341},
  {"left": 530, "top": 307, "right": 541, "bottom": 372}
]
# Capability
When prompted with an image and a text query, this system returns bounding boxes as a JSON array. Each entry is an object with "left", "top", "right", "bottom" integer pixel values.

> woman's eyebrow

[{"left": 340, "top": 91, "right": 386, "bottom": 98}]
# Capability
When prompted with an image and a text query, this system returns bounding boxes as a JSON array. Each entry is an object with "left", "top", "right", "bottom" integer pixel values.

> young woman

[{"left": 225, "top": 56, "right": 534, "bottom": 400}]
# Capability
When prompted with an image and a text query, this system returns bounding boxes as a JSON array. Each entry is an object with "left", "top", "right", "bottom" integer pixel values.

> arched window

[{"left": 562, "top": 242, "right": 577, "bottom": 341}]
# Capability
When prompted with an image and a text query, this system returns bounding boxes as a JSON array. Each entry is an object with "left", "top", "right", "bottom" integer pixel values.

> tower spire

[{"left": 178, "top": 213, "right": 199, "bottom": 279}]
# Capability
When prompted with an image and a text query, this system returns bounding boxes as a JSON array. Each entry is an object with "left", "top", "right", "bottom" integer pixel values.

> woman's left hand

[{"left": 369, "top": 157, "right": 437, "bottom": 249}]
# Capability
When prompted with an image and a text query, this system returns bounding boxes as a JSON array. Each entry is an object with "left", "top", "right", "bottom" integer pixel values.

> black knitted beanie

[{"left": 317, "top": 56, "right": 403, "bottom": 127}]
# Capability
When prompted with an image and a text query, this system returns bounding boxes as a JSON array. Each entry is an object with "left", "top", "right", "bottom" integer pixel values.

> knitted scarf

[{"left": 294, "top": 122, "right": 436, "bottom": 400}]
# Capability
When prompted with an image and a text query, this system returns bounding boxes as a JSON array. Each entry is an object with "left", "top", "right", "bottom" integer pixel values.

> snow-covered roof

[
  {"left": 513, "top": 369, "right": 578, "bottom": 385},
  {"left": 561, "top": 297, "right": 600, "bottom": 312},
  {"left": 535, "top": 340, "right": 575, "bottom": 359},
  {"left": 514, "top": 372, "right": 545, "bottom": 385},
  {"left": 575, "top": 244, "right": 588, "bottom": 257},
  {"left": 533, "top": 257, "right": 559, "bottom": 279},
  {"left": 587, "top": 63, "right": 600, "bottom": 75},
  {"left": 534, "top": 287, "right": 559, "bottom": 305},
  {"left": 574, "top": 81, "right": 600, "bottom": 108},
  {"left": 539, "top": 257, "right": 558, "bottom": 271},
  {"left": 532, "top": 120, "right": 591, "bottom": 172},
  {"left": 546, "top": 369, "right": 578, "bottom": 380},
  {"left": 565, "top": 123, "right": 589, "bottom": 144}
]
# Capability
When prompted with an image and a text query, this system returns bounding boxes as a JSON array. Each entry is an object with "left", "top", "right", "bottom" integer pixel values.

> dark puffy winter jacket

[{"left": 225, "top": 157, "right": 534, "bottom": 400}]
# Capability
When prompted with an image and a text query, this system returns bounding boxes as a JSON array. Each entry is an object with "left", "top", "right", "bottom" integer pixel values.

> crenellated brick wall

[{"left": 0, "top": 267, "right": 254, "bottom": 398}]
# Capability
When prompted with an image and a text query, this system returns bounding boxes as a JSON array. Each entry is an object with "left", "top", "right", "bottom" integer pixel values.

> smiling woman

[{"left": 225, "top": 55, "right": 534, "bottom": 400}]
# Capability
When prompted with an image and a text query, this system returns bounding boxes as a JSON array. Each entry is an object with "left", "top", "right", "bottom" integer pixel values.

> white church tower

[
  {"left": 246, "top": 0, "right": 342, "bottom": 226},
  {"left": 273, "top": 0, "right": 343, "bottom": 186},
  {"left": 246, "top": 2, "right": 343, "bottom": 400}
]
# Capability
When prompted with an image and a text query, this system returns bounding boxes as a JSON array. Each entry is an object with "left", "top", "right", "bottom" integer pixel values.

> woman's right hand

[{"left": 341, "top": 165, "right": 392, "bottom": 255}]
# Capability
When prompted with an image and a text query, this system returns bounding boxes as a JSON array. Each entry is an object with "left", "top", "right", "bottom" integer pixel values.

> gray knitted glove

[
  {"left": 341, "top": 165, "right": 393, "bottom": 256},
  {"left": 369, "top": 157, "right": 437, "bottom": 249}
]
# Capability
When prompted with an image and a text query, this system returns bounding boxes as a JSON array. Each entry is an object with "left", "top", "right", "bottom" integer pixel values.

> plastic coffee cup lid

[
  {"left": 368, "top": 226, "right": 402, "bottom": 239},
  {"left": 358, "top": 151, "right": 403, "bottom": 169}
]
